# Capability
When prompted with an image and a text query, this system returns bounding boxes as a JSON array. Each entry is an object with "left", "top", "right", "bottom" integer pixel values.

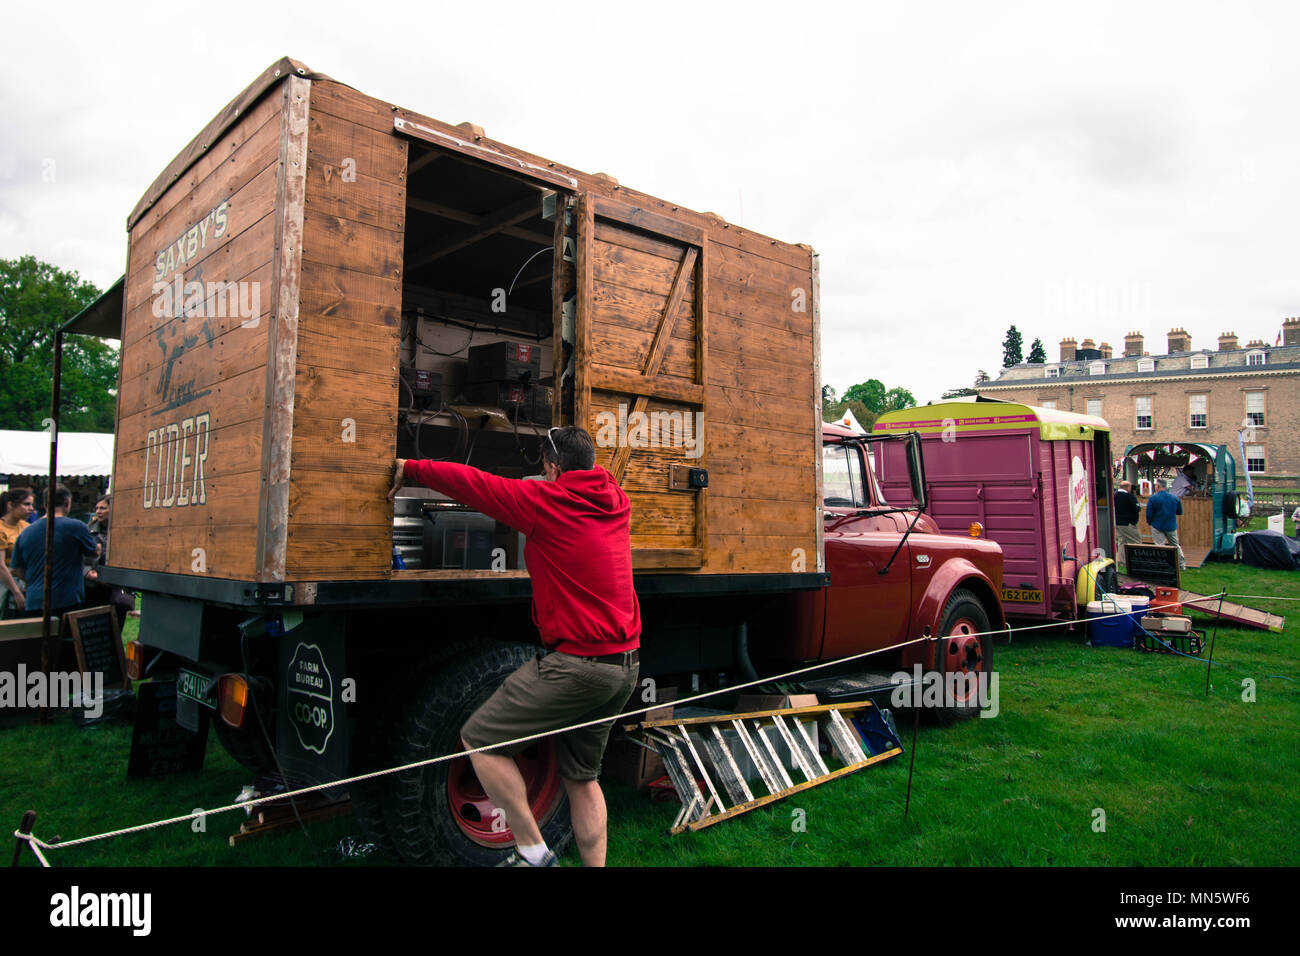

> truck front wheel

[
  {"left": 381, "top": 642, "right": 573, "bottom": 866},
  {"left": 933, "top": 589, "right": 993, "bottom": 723}
]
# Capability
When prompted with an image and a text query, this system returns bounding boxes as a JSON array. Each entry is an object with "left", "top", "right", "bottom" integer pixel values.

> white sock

[{"left": 517, "top": 842, "right": 550, "bottom": 865}]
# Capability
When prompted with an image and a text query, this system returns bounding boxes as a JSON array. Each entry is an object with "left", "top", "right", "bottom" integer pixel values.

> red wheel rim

[
  {"left": 446, "top": 741, "right": 563, "bottom": 847},
  {"left": 942, "top": 617, "right": 985, "bottom": 705}
]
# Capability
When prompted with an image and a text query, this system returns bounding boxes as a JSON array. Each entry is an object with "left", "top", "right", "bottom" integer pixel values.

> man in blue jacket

[
  {"left": 1145, "top": 479, "right": 1185, "bottom": 570},
  {"left": 10, "top": 484, "right": 100, "bottom": 618}
]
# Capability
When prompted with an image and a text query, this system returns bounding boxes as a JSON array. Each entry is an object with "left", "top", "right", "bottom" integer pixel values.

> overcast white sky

[{"left": 2, "top": 0, "right": 1297, "bottom": 404}]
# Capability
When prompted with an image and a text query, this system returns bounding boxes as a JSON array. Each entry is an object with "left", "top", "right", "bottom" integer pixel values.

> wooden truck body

[
  {"left": 109, "top": 57, "right": 820, "bottom": 586},
  {"left": 99, "top": 60, "right": 1003, "bottom": 865}
]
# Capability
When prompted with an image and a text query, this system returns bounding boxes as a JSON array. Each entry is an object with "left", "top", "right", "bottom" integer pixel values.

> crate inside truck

[{"left": 97, "top": 58, "right": 838, "bottom": 863}]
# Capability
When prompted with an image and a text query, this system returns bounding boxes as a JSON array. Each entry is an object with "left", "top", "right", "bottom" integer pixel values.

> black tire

[
  {"left": 349, "top": 639, "right": 481, "bottom": 861},
  {"left": 932, "top": 588, "right": 993, "bottom": 724},
  {"left": 381, "top": 642, "right": 573, "bottom": 866},
  {"left": 212, "top": 712, "right": 277, "bottom": 774}
]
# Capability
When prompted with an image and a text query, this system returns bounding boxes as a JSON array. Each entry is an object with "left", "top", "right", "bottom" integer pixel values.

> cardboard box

[
  {"left": 1145, "top": 614, "right": 1193, "bottom": 633},
  {"left": 604, "top": 687, "right": 677, "bottom": 789},
  {"left": 734, "top": 693, "right": 819, "bottom": 714}
]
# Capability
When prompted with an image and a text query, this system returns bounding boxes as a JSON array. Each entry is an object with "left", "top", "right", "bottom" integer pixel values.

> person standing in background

[
  {"left": 0, "top": 487, "right": 35, "bottom": 617},
  {"left": 1171, "top": 465, "right": 1198, "bottom": 499},
  {"left": 1113, "top": 480, "right": 1141, "bottom": 568},
  {"left": 84, "top": 494, "right": 132, "bottom": 629},
  {"left": 10, "top": 484, "right": 100, "bottom": 621},
  {"left": 1145, "top": 479, "right": 1185, "bottom": 571}
]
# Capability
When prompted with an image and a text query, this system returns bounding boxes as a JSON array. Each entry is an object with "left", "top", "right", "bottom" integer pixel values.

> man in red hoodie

[{"left": 388, "top": 426, "right": 640, "bottom": 867}]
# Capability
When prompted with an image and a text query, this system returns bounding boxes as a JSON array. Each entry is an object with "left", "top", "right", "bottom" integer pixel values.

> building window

[
  {"left": 1137, "top": 358, "right": 1155, "bottom": 372},
  {"left": 1089, "top": 361, "right": 1106, "bottom": 375},
  {"left": 1189, "top": 394, "right": 1207, "bottom": 428},
  {"left": 1190, "top": 354, "right": 1209, "bottom": 369},
  {"left": 1246, "top": 444, "right": 1266, "bottom": 474},
  {"left": 1040, "top": 399, "right": 1057, "bottom": 410},
  {"left": 1136, "top": 396, "right": 1153, "bottom": 430},
  {"left": 1044, "top": 366, "right": 1060, "bottom": 379},
  {"left": 1087, "top": 398, "right": 1102, "bottom": 417},
  {"left": 1246, "top": 350, "right": 1266, "bottom": 367},
  {"left": 1245, "top": 391, "right": 1265, "bottom": 426}
]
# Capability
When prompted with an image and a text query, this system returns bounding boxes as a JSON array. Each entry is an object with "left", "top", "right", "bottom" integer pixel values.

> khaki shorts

[{"left": 461, "top": 650, "right": 639, "bottom": 781}]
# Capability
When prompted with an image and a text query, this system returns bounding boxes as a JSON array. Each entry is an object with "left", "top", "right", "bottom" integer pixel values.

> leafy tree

[
  {"left": 1026, "top": 338, "right": 1047, "bottom": 364},
  {"left": 1002, "top": 325, "right": 1023, "bottom": 367},
  {"left": 0, "top": 256, "right": 117, "bottom": 432},
  {"left": 883, "top": 386, "right": 916, "bottom": 411},
  {"left": 974, "top": 369, "right": 991, "bottom": 385},
  {"left": 941, "top": 386, "right": 975, "bottom": 399},
  {"left": 842, "top": 379, "right": 887, "bottom": 413},
  {"left": 824, "top": 400, "right": 876, "bottom": 431}
]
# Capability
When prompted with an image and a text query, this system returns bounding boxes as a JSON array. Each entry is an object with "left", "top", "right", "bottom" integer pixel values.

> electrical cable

[
  {"left": 507, "top": 246, "right": 554, "bottom": 297},
  {"left": 240, "top": 625, "right": 315, "bottom": 852}
]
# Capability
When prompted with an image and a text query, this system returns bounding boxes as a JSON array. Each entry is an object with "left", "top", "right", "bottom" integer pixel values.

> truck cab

[{"left": 754, "top": 424, "right": 1005, "bottom": 696}]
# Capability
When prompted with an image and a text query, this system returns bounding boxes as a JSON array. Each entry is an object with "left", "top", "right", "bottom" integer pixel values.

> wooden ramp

[
  {"left": 1177, "top": 591, "right": 1284, "bottom": 633},
  {"left": 1183, "top": 546, "right": 1211, "bottom": 570}
]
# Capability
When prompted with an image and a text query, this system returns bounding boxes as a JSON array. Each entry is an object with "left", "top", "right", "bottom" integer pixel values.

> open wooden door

[{"left": 575, "top": 195, "right": 708, "bottom": 569}]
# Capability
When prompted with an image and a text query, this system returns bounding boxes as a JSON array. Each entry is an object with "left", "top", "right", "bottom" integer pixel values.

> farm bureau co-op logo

[{"left": 287, "top": 643, "right": 335, "bottom": 755}]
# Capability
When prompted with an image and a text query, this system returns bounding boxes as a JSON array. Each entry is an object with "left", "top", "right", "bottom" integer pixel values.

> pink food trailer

[{"left": 873, "top": 400, "right": 1116, "bottom": 621}]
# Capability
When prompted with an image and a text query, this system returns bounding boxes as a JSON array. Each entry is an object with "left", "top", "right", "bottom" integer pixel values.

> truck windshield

[{"left": 823, "top": 443, "right": 868, "bottom": 508}]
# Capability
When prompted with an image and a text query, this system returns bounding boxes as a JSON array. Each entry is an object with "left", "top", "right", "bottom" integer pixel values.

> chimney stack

[
  {"left": 1059, "top": 337, "right": 1077, "bottom": 362},
  {"left": 1246, "top": 338, "right": 1267, "bottom": 349},
  {"left": 1218, "top": 332, "right": 1239, "bottom": 351},
  {"left": 1100, "top": 341, "right": 1113, "bottom": 359},
  {"left": 1284, "top": 317, "right": 1300, "bottom": 347},
  {"left": 1124, "top": 331, "right": 1144, "bottom": 357},
  {"left": 1167, "top": 327, "right": 1191, "bottom": 354}
]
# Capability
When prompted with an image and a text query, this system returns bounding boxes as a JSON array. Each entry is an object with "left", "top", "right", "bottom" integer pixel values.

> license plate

[
  {"left": 1001, "top": 587, "right": 1044, "bottom": 603},
  {"left": 177, "top": 667, "right": 216, "bottom": 709}
]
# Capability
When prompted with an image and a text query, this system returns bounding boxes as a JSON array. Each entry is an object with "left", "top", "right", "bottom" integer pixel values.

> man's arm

[
  {"left": 393, "top": 459, "right": 541, "bottom": 535},
  {"left": 76, "top": 523, "right": 100, "bottom": 557}
]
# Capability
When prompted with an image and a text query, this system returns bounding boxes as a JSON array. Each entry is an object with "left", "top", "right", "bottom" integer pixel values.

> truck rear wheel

[
  {"left": 381, "top": 642, "right": 572, "bottom": 866},
  {"left": 212, "top": 712, "right": 277, "bottom": 775},
  {"left": 934, "top": 589, "right": 992, "bottom": 723}
]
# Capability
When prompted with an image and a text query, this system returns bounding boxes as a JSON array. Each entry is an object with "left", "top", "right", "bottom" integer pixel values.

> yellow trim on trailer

[{"left": 873, "top": 400, "right": 1110, "bottom": 442}]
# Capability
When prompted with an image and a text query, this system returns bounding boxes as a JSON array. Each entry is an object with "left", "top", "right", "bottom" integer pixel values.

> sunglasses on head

[{"left": 546, "top": 426, "right": 560, "bottom": 459}]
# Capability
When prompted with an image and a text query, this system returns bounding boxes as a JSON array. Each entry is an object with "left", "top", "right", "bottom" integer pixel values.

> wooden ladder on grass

[{"left": 625, "top": 701, "right": 903, "bottom": 834}]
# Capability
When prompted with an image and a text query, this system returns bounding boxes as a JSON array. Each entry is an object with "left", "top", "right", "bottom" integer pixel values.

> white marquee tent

[{"left": 0, "top": 430, "right": 115, "bottom": 478}]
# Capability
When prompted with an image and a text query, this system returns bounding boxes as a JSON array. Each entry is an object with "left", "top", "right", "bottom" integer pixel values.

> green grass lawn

[{"left": 4, "top": 564, "right": 1298, "bottom": 867}]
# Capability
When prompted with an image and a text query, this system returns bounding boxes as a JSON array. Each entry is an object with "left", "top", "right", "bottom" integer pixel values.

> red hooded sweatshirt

[{"left": 403, "top": 460, "right": 641, "bottom": 657}]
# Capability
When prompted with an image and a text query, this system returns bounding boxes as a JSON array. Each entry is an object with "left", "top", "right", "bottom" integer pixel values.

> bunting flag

[
  {"left": 1172, "top": 444, "right": 1184, "bottom": 454},
  {"left": 1187, "top": 453, "right": 1200, "bottom": 464},
  {"left": 1146, "top": 449, "right": 1157, "bottom": 460}
]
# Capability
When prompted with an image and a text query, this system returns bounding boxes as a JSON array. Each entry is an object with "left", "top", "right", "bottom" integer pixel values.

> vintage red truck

[{"left": 78, "top": 58, "right": 1005, "bottom": 865}]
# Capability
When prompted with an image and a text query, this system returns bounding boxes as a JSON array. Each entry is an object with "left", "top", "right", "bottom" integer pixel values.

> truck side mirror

[{"left": 906, "top": 432, "right": 927, "bottom": 512}]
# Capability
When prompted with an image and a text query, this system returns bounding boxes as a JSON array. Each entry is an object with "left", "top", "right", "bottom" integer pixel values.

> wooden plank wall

[
  {"left": 292, "top": 76, "right": 818, "bottom": 579},
  {"left": 111, "top": 88, "right": 283, "bottom": 578},
  {"left": 700, "top": 227, "right": 817, "bottom": 573},
  {"left": 283, "top": 80, "right": 406, "bottom": 580}
]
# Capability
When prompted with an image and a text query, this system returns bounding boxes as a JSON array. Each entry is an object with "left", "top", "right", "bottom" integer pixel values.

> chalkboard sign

[
  {"left": 1124, "top": 544, "right": 1181, "bottom": 588},
  {"left": 67, "top": 606, "right": 128, "bottom": 690},
  {"left": 128, "top": 680, "right": 208, "bottom": 778}
]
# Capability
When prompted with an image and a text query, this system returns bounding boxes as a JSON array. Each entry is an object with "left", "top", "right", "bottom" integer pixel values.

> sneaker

[{"left": 496, "top": 849, "right": 558, "bottom": 867}]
